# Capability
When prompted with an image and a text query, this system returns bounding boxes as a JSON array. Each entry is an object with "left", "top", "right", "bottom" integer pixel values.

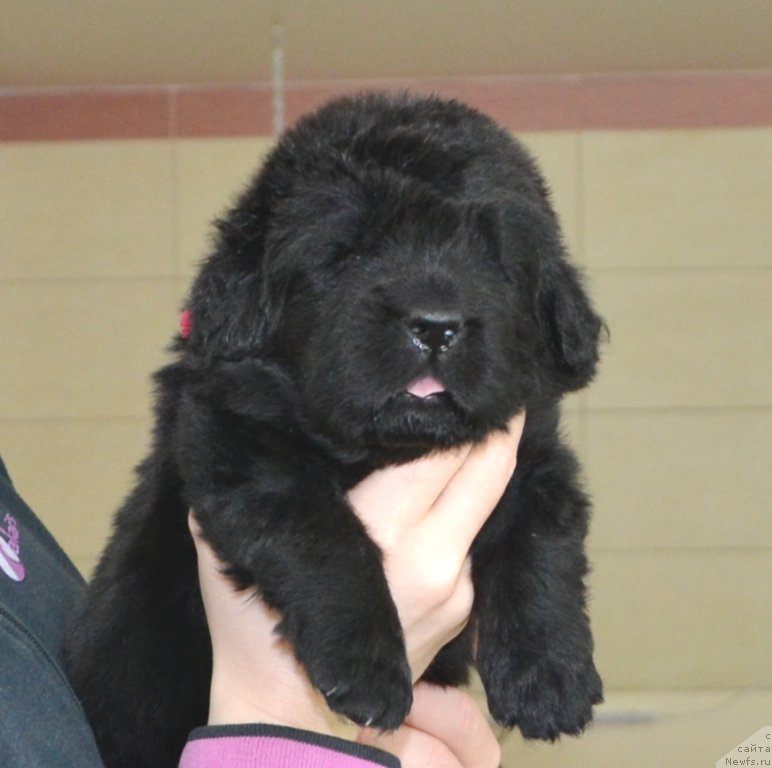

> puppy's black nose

[{"left": 408, "top": 312, "right": 462, "bottom": 353}]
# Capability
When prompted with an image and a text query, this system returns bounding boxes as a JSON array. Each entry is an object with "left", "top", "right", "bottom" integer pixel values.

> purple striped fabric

[{"left": 178, "top": 725, "right": 399, "bottom": 768}]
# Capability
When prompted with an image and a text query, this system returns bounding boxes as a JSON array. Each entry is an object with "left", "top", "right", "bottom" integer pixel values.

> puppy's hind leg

[{"left": 62, "top": 453, "right": 211, "bottom": 768}]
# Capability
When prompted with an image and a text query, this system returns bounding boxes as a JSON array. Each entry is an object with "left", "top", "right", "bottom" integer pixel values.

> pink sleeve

[{"left": 179, "top": 724, "right": 400, "bottom": 768}]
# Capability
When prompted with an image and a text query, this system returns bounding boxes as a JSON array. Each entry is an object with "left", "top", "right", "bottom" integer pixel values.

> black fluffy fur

[{"left": 63, "top": 92, "right": 604, "bottom": 767}]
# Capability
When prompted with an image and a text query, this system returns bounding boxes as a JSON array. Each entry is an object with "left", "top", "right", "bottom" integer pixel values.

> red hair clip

[{"left": 180, "top": 309, "right": 192, "bottom": 339}]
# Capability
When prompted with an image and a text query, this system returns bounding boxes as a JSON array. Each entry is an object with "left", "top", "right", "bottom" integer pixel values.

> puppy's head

[{"left": 184, "top": 93, "right": 603, "bottom": 452}]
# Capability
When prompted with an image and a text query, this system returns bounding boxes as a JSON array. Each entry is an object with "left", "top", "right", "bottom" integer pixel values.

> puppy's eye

[
  {"left": 332, "top": 250, "right": 362, "bottom": 265},
  {"left": 323, "top": 249, "right": 362, "bottom": 275}
]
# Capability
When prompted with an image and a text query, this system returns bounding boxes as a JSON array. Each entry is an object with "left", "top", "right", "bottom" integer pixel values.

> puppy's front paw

[
  {"left": 482, "top": 653, "right": 603, "bottom": 740},
  {"left": 316, "top": 644, "right": 413, "bottom": 731},
  {"left": 313, "top": 644, "right": 413, "bottom": 730}
]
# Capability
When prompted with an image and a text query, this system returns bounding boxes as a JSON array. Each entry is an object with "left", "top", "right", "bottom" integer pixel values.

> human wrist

[
  {"left": 209, "top": 668, "right": 332, "bottom": 733},
  {"left": 208, "top": 658, "right": 343, "bottom": 736}
]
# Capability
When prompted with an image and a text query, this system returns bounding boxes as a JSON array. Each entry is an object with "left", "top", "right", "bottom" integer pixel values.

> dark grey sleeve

[{"left": 0, "top": 455, "right": 104, "bottom": 768}]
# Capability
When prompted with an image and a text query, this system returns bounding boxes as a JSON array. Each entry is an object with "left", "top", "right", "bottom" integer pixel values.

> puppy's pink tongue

[{"left": 407, "top": 376, "right": 445, "bottom": 398}]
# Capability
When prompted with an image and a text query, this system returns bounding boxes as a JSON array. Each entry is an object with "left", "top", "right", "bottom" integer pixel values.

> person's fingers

[
  {"left": 188, "top": 510, "right": 202, "bottom": 538},
  {"left": 425, "top": 411, "right": 524, "bottom": 560},
  {"left": 358, "top": 684, "right": 501, "bottom": 768},
  {"left": 359, "top": 725, "right": 463, "bottom": 768},
  {"left": 189, "top": 512, "right": 229, "bottom": 584},
  {"left": 189, "top": 511, "right": 216, "bottom": 578},
  {"left": 405, "top": 684, "right": 501, "bottom": 768},
  {"left": 348, "top": 444, "right": 472, "bottom": 540}
]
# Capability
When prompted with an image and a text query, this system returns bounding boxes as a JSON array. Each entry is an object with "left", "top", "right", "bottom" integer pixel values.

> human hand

[
  {"left": 359, "top": 683, "right": 501, "bottom": 768},
  {"left": 347, "top": 413, "right": 524, "bottom": 680},
  {"left": 191, "top": 412, "right": 524, "bottom": 735}
]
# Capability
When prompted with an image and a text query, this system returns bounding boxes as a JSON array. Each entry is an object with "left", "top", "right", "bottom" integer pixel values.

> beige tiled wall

[
  {"left": 1, "top": 128, "right": 770, "bottom": 743},
  {"left": 174, "top": 138, "right": 274, "bottom": 275},
  {"left": 582, "top": 129, "right": 772, "bottom": 269},
  {"left": 0, "top": 137, "right": 273, "bottom": 566},
  {"left": 503, "top": 128, "right": 772, "bottom": 766},
  {"left": 572, "top": 129, "right": 772, "bottom": 699},
  {"left": 1, "top": 141, "right": 177, "bottom": 279}
]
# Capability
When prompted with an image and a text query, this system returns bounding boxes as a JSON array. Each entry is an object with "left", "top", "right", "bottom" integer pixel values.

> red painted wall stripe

[
  {"left": 1, "top": 72, "right": 771, "bottom": 142},
  {"left": 577, "top": 72, "right": 772, "bottom": 130},
  {"left": 173, "top": 86, "right": 273, "bottom": 138},
  {"left": 0, "top": 91, "right": 170, "bottom": 142}
]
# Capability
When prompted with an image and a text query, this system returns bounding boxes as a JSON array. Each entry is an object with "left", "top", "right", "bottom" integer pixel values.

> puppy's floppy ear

[
  {"left": 184, "top": 209, "right": 283, "bottom": 360},
  {"left": 536, "top": 252, "right": 604, "bottom": 393},
  {"left": 479, "top": 199, "right": 603, "bottom": 394}
]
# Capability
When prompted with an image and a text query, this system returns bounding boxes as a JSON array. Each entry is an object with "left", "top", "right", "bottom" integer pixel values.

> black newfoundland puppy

[{"left": 64, "top": 92, "right": 604, "bottom": 767}]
